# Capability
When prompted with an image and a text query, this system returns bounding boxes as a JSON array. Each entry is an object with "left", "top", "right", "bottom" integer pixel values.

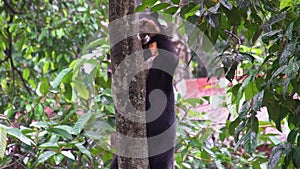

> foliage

[
  {"left": 0, "top": 0, "right": 112, "bottom": 168},
  {"left": 139, "top": 0, "right": 300, "bottom": 168},
  {"left": 1, "top": 0, "right": 300, "bottom": 168}
]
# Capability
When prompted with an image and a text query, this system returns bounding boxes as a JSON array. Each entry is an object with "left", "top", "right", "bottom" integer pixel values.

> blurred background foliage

[{"left": 0, "top": 0, "right": 300, "bottom": 168}]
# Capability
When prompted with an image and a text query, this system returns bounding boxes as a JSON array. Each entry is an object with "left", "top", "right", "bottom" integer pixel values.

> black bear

[{"left": 110, "top": 12, "right": 178, "bottom": 169}]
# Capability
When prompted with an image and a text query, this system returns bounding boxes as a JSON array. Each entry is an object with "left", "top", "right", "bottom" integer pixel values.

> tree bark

[{"left": 109, "top": 0, "right": 149, "bottom": 169}]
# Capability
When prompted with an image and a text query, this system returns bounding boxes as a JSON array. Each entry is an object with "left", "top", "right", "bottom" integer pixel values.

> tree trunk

[{"left": 109, "top": 0, "right": 149, "bottom": 169}]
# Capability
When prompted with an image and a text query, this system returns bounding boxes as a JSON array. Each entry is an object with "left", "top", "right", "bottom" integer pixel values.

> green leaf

[
  {"left": 52, "top": 68, "right": 71, "bottom": 88},
  {"left": 38, "top": 29, "right": 47, "bottom": 42},
  {"left": 280, "top": 0, "right": 294, "bottom": 10},
  {"left": 251, "top": 116, "right": 259, "bottom": 133},
  {"left": 180, "top": 3, "right": 196, "bottom": 18},
  {"left": 286, "top": 22, "right": 294, "bottom": 40},
  {"left": 7, "top": 128, "right": 34, "bottom": 146},
  {"left": 48, "top": 128, "right": 73, "bottom": 140},
  {"left": 39, "top": 142, "right": 59, "bottom": 148},
  {"left": 267, "top": 13, "right": 286, "bottom": 26},
  {"left": 243, "top": 131, "right": 257, "bottom": 155},
  {"left": 54, "top": 154, "right": 64, "bottom": 165},
  {"left": 72, "top": 80, "right": 89, "bottom": 100},
  {"left": 268, "top": 143, "right": 292, "bottom": 168},
  {"left": 43, "top": 61, "right": 50, "bottom": 74},
  {"left": 39, "top": 81, "right": 49, "bottom": 95},
  {"left": 136, "top": 5, "right": 148, "bottom": 12},
  {"left": 22, "top": 68, "right": 30, "bottom": 80},
  {"left": 229, "top": 118, "right": 241, "bottom": 135},
  {"left": 75, "top": 143, "right": 92, "bottom": 159},
  {"left": 54, "top": 125, "right": 76, "bottom": 135},
  {"left": 184, "top": 98, "right": 203, "bottom": 107},
  {"left": 150, "top": 3, "right": 171, "bottom": 12},
  {"left": 73, "top": 112, "right": 92, "bottom": 135},
  {"left": 207, "top": 14, "right": 220, "bottom": 28},
  {"left": 38, "top": 151, "right": 56, "bottom": 164},
  {"left": 280, "top": 38, "right": 296, "bottom": 65},
  {"left": 142, "top": 0, "right": 157, "bottom": 6},
  {"left": 287, "top": 129, "right": 298, "bottom": 144},
  {"left": 63, "top": 83, "right": 72, "bottom": 101},
  {"left": 261, "top": 30, "right": 282, "bottom": 43},
  {"left": 252, "top": 91, "right": 264, "bottom": 111},
  {"left": 164, "top": 6, "right": 179, "bottom": 15},
  {"left": 0, "top": 127, "right": 7, "bottom": 158},
  {"left": 293, "top": 147, "right": 300, "bottom": 167},
  {"left": 61, "top": 151, "right": 75, "bottom": 160},
  {"left": 171, "top": 0, "right": 180, "bottom": 4}
]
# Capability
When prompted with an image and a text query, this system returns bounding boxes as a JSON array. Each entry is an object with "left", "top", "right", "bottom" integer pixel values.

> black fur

[{"left": 110, "top": 13, "right": 178, "bottom": 169}]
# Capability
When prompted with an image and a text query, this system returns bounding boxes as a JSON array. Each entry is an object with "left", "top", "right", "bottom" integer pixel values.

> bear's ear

[{"left": 151, "top": 12, "right": 159, "bottom": 19}]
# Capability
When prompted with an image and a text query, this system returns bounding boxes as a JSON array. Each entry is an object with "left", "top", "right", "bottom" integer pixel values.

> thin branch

[
  {"left": 3, "top": 0, "right": 24, "bottom": 14},
  {"left": 224, "top": 30, "right": 242, "bottom": 52},
  {"left": 5, "top": 13, "right": 32, "bottom": 96},
  {"left": 13, "top": 67, "right": 32, "bottom": 95}
]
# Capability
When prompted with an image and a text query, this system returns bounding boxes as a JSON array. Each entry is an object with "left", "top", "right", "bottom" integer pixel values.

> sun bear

[{"left": 110, "top": 12, "right": 178, "bottom": 169}]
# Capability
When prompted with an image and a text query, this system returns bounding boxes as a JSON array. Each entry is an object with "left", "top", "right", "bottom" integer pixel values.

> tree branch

[
  {"left": 3, "top": 0, "right": 24, "bottom": 14},
  {"left": 5, "top": 13, "right": 32, "bottom": 96}
]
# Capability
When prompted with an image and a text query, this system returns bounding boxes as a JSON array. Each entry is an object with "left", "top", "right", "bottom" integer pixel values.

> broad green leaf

[
  {"left": 293, "top": 147, "right": 300, "bottom": 167},
  {"left": 48, "top": 128, "right": 73, "bottom": 140},
  {"left": 54, "top": 125, "right": 76, "bottom": 135},
  {"left": 63, "top": 83, "right": 72, "bottom": 101},
  {"left": 268, "top": 143, "right": 292, "bottom": 169},
  {"left": 28, "top": 79, "right": 37, "bottom": 89},
  {"left": 171, "top": 0, "right": 180, "bottom": 4},
  {"left": 39, "top": 81, "right": 49, "bottom": 95},
  {"left": 184, "top": 98, "right": 203, "bottom": 107},
  {"left": 262, "top": 30, "right": 282, "bottom": 43},
  {"left": 72, "top": 80, "right": 89, "bottom": 100},
  {"left": 0, "top": 127, "right": 7, "bottom": 158},
  {"left": 229, "top": 118, "right": 241, "bottom": 135},
  {"left": 244, "top": 81, "right": 259, "bottom": 101},
  {"left": 43, "top": 61, "right": 50, "bottom": 74},
  {"left": 52, "top": 68, "right": 71, "bottom": 88},
  {"left": 7, "top": 128, "right": 34, "bottom": 146},
  {"left": 136, "top": 5, "right": 148, "bottom": 12},
  {"left": 22, "top": 68, "right": 30, "bottom": 80},
  {"left": 54, "top": 154, "right": 64, "bottom": 165},
  {"left": 244, "top": 131, "right": 257, "bottom": 155},
  {"left": 280, "top": 38, "right": 296, "bottom": 65},
  {"left": 287, "top": 129, "right": 298, "bottom": 144},
  {"left": 150, "top": 3, "right": 171, "bottom": 12},
  {"left": 38, "top": 151, "right": 56, "bottom": 164},
  {"left": 267, "top": 13, "right": 286, "bottom": 26},
  {"left": 286, "top": 22, "right": 294, "bottom": 40},
  {"left": 252, "top": 91, "right": 264, "bottom": 111},
  {"left": 38, "top": 29, "right": 47, "bottom": 42},
  {"left": 39, "top": 142, "right": 59, "bottom": 148},
  {"left": 73, "top": 112, "right": 92, "bottom": 134},
  {"left": 251, "top": 116, "right": 259, "bottom": 133},
  {"left": 180, "top": 3, "right": 196, "bottom": 18},
  {"left": 75, "top": 143, "right": 92, "bottom": 159},
  {"left": 279, "top": 0, "right": 298, "bottom": 9},
  {"left": 30, "top": 121, "right": 55, "bottom": 128},
  {"left": 208, "top": 14, "right": 220, "bottom": 28},
  {"left": 164, "top": 6, "right": 179, "bottom": 15},
  {"left": 61, "top": 151, "right": 75, "bottom": 160},
  {"left": 142, "top": 0, "right": 157, "bottom": 6}
]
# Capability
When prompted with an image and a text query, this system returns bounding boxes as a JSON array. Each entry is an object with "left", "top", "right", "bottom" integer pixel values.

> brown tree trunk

[{"left": 109, "top": 0, "right": 149, "bottom": 169}]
